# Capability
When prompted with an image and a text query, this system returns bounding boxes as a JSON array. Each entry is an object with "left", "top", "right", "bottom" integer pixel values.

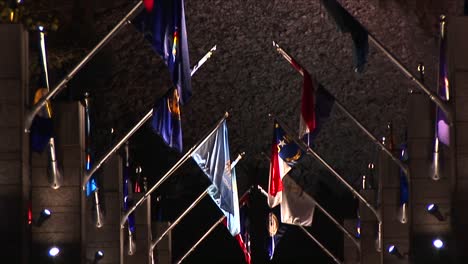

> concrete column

[
  {"left": 0, "top": 24, "right": 29, "bottom": 263},
  {"left": 448, "top": 16, "right": 468, "bottom": 262}
]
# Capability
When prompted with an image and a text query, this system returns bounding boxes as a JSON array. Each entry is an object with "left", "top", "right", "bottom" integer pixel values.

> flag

[
  {"left": 269, "top": 121, "right": 315, "bottom": 226},
  {"left": 134, "top": 0, "right": 192, "bottom": 105},
  {"left": 398, "top": 142, "right": 409, "bottom": 224},
  {"left": 280, "top": 175, "right": 315, "bottom": 226},
  {"left": 123, "top": 160, "right": 136, "bottom": 234},
  {"left": 191, "top": 119, "right": 240, "bottom": 236},
  {"left": 268, "top": 121, "right": 303, "bottom": 208},
  {"left": 321, "top": 0, "right": 369, "bottom": 73},
  {"left": 224, "top": 195, "right": 251, "bottom": 264},
  {"left": 267, "top": 206, "right": 288, "bottom": 260},
  {"left": 30, "top": 48, "right": 53, "bottom": 153},
  {"left": 151, "top": 89, "right": 183, "bottom": 152},
  {"left": 436, "top": 23, "right": 449, "bottom": 146}
]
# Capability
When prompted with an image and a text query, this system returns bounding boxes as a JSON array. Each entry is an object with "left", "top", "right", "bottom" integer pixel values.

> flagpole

[
  {"left": 272, "top": 41, "right": 409, "bottom": 182},
  {"left": 367, "top": 32, "right": 453, "bottom": 126},
  {"left": 24, "top": 1, "right": 144, "bottom": 133},
  {"left": 175, "top": 188, "right": 250, "bottom": 264},
  {"left": 119, "top": 112, "right": 228, "bottom": 258},
  {"left": 175, "top": 216, "right": 226, "bottom": 264},
  {"left": 82, "top": 47, "right": 218, "bottom": 190},
  {"left": 299, "top": 226, "right": 342, "bottom": 264},
  {"left": 148, "top": 152, "right": 244, "bottom": 256},
  {"left": 150, "top": 190, "right": 209, "bottom": 253},
  {"left": 272, "top": 116, "right": 382, "bottom": 255},
  {"left": 256, "top": 184, "right": 360, "bottom": 252}
]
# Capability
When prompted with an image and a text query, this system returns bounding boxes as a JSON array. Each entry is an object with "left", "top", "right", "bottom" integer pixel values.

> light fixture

[
  {"left": 433, "top": 238, "right": 444, "bottom": 250},
  {"left": 93, "top": 250, "right": 104, "bottom": 263},
  {"left": 48, "top": 246, "right": 60, "bottom": 257},
  {"left": 426, "top": 203, "right": 445, "bottom": 221},
  {"left": 36, "top": 209, "right": 52, "bottom": 227},
  {"left": 387, "top": 244, "right": 404, "bottom": 259}
]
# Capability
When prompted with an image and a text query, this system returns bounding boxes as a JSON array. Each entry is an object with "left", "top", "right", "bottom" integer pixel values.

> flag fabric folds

[
  {"left": 151, "top": 89, "right": 183, "bottom": 152},
  {"left": 321, "top": 0, "right": 369, "bottom": 73},
  {"left": 191, "top": 119, "right": 240, "bottom": 236},
  {"left": 224, "top": 195, "right": 251, "bottom": 264},
  {"left": 134, "top": 0, "right": 192, "bottom": 105},
  {"left": 268, "top": 121, "right": 315, "bottom": 226},
  {"left": 268, "top": 121, "right": 303, "bottom": 208},
  {"left": 267, "top": 206, "right": 288, "bottom": 260},
  {"left": 436, "top": 24, "right": 450, "bottom": 146},
  {"left": 280, "top": 175, "right": 315, "bottom": 226}
]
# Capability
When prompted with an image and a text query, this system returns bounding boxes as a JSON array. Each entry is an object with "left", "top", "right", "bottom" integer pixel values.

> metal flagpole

[
  {"left": 175, "top": 187, "right": 250, "bottom": 264},
  {"left": 175, "top": 216, "right": 226, "bottom": 264},
  {"left": 272, "top": 41, "right": 410, "bottom": 181},
  {"left": 256, "top": 184, "right": 360, "bottom": 252},
  {"left": 367, "top": 33, "right": 453, "bottom": 126},
  {"left": 82, "top": 45, "right": 217, "bottom": 190},
  {"left": 24, "top": 1, "right": 144, "bottom": 132},
  {"left": 299, "top": 225, "right": 343, "bottom": 264},
  {"left": 273, "top": 116, "right": 382, "bottom": 256},
  {"left": 148, "top": 152, "right": 245, "bottom": 260},
  {"left": 119, "top": 112, "right": 228, "bottom": 263},
  {"left": 150, "top": 190, "right": 209, "bottom": 253}
]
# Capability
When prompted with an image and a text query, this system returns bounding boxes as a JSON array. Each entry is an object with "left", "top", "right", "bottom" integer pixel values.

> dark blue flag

[
  {"left": 267, "top": 206, "right": 288, "bottom": 260},
  {"left": 302, "top": 85, "right": 335, "bottom": 145},
  {"left": 399, "top": 143, "right": 409, "bottom": 205},
  {"left": 151, "top": 89, "right": 183, "bottom": 152},
  {"left": 123, "top": 160, "right": 136, "bottom": 234},
  {"left": 321, "top": 0, "right": 369, "bottom": 73},
  {"left": 191, "top": 119, "right": 241, "bottom": 236},
  {"left": 134, "top": 0, "right": 192, "bottom": 105}
]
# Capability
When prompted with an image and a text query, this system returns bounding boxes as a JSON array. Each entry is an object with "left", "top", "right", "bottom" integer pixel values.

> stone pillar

[
  {"left": 448, "top": 16, "right": 468, "bottom": 262},
  {"left": 30, "top": 102, "right": 84, "bottom": 262},
  {"left": 0, "top": 24, "right": 29, "bottom": 263}
]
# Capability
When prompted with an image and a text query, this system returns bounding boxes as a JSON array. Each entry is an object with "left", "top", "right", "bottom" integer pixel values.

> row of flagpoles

[{"left": 25, "top": 0, "right": 453, "bottom": 263}]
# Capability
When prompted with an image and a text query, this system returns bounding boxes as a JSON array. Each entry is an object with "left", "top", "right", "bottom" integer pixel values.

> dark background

[{"left": 23, "top": 0, "right": 465, "bottom": 262}]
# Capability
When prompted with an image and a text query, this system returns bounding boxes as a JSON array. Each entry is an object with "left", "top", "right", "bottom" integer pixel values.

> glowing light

[
  {"left": 48, "top": 246, "right": 60, "bottom": 257},
  {"left": 38, "top": 26, "right": 44, "bottom": 32},
  {"left": 433, "top": 239, "right": 444, "bottom": 249},
  {"left": 388, "top": 245, "right": 395, "bottom": 253},
  {"left": 427, "top": 203, "right": 435, "bottom": 212},
  {"left": 43, "top": 209, "right": 51, "bottom": 216}
]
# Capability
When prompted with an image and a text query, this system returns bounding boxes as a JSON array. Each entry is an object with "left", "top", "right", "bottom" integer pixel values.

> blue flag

[
  {"left": 302, "top": 85, "right": 335, "bottom": 145},
  {"left": 123, "top": 160, "right": 136, "bottom": 234},
  {"left": 399, "top": 143, "right": 409, "bottom": 205},
  {"left": 321, "top": 0, "right": 369, "bottom": 73},
  {"left": 152, "top": 89, "right": 183, "bottom": 152},
  {"left": 191, "top": 119, "right": 240, "bottom": 236},
  {"left": 267, "top": 206, "right": 288, "bottom": 260},
  {"left": 134, "top": 0, "right": 192, "bottom": 105}
]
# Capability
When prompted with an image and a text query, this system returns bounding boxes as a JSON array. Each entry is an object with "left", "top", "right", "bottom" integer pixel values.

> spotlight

[
  {"left": 48, "top": 246, "right": 60, "bottom": 257},
  {"left": 426, "top": 203, "right": 445, "bottom": 221},
  {"left": 433, "top": 238, "right": 444, "bottom": 249},
  {"left": 387, "top": 244, "right": 404, "bottom": 259},
  {"left": 36, "top": 209, "right": 52, "bottom": 227},
  {"left": 93, "top": 250, "right": 104, "bottom": 263}
]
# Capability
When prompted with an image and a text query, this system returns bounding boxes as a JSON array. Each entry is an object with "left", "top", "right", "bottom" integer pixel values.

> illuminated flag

[
  {"left": 191, "top": 119, "right": 240, "bottom": 236},
  {"left": 268, "top": 121, "right": 302, "bottom": 208},
  {"left": 152, "top": 89, "right": 183, "bottom": 152},
  {"left": 134, "top": 0, "right": 192, "bottom": 105},
  {"left": 267, "top": 206, "right": 288, "bottom": 260},
  {"left": 268, "top": 121, "right": 315, "bottom": 226},
  {"left": 321, "top": 0, "right": 369, "bottom": 73},
  {"left": 30, "top": 48, "right": 53, "bottom": 153},
  {"left": 436, "top": 23, "right": 449, "bottom": 146}
]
